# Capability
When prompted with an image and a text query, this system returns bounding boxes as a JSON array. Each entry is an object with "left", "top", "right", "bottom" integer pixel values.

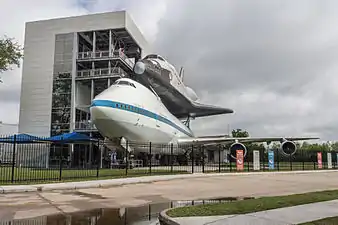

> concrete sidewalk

[
  {"left": 1, "top": 170, "right": 337, "bottom": 194},
  {"left": 171, "top": 199, "right": 338, "bottom": 225}
]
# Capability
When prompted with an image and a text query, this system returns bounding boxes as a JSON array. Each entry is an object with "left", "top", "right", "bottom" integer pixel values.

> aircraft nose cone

[{"left": 134, "top": 61, "right": 146, "bottom": 74}]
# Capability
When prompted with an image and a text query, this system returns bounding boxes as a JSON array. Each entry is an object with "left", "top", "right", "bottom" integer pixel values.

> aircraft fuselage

[{"left": 90, "top": 78, "right": 194, "bottom": 153}]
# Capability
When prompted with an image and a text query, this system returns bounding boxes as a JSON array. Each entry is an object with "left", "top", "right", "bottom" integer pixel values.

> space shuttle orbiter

[{"left": 132, "top": 54, "right": 234, "bottom": 119}]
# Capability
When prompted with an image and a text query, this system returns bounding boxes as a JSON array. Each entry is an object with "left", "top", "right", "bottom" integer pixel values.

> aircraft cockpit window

[
  {"left": 117, "top": 80, "right": 136, "bottom": 88},
  {"left": 144, "top": 54, "right": 157, "bottom": 59},
  {"left": 145, "top": 54, "right": 166, "bottom": 62},
  {"left": 157, "top": 56, "right": 165, "bottom": 61}
]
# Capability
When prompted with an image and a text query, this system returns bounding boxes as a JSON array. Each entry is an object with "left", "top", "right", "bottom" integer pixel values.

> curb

[
  {"left": 159, "top": 208, "right": 180, "bottom": 225},
  {"left": 0, "top": 170, "right": 337, "bottom": 194}
]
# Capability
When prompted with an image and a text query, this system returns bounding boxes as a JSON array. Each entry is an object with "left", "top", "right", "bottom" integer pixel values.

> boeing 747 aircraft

[{"left": 90, "top": 71, "right": 318, "bottom": 159}]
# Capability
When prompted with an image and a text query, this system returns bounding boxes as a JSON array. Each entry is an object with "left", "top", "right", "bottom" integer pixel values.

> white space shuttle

[
  {"left": 90, "top": 54, "right": 318, "bottom": 158},
  {"left": 132, "top": 54, "right": 234, "bottom": 119}
]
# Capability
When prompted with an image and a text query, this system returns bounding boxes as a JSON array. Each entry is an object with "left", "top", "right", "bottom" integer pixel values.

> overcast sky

[{"left": 0, "top": 0, "right": 337, "bottom": 142}]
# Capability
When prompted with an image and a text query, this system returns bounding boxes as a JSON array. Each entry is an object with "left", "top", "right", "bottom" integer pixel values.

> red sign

[
  {"left": 236, "top": 150, "right": 244, "bottom": 171},
  {"left": 317, "top": 152, "right": 322, "bottom": 169}
]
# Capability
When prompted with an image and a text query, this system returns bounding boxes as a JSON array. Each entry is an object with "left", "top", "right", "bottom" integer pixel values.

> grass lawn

[
  {"left": 205, "top": 162, "right": 325, "bottom": 173},
  {"left": 0, "top": 162, "right": 334, "bottom": 185},
  {"left": 299, "top": 216, "right": 338, "bottom": 225},
  {"left": 0, "top": 167, "right": 188, "bottom": 185},
  {"left": 167, "top": 189, "right": 338, "bottom": 217}
]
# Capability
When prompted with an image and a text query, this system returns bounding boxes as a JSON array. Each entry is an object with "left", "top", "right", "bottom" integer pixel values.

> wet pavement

[
  {"left": 0, "top": 171, "right": 338, "bottom": 222},
  {"left": 0, "top": 200, "right": 230, "bottom": 225}
]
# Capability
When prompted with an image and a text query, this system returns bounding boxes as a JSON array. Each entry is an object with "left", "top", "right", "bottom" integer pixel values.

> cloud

[
  {"left": 153, "top": 0, "right": 338, "bottom": 141},
  {"left": 0, "top": 0, "right": 166, "bottom": 134},
  {"left": 0, "top": 0, "right": 88, "bottom": 132},
  {"left": 85, "top": 0, "right": 168, "bottom": 43},
  {"left": 2, "top": 0, "right": 337, "bottom": 143}
]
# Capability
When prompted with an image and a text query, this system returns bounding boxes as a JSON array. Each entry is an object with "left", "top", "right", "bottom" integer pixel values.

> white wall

[
  {"left": 125, "top": 12, "right": 151, "bottom": 57},
  {"left": 19, "top": 11, "right": 148, "bottom": 136}
]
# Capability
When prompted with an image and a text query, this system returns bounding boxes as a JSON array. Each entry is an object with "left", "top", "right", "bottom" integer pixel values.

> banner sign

[
  {"left": 253, "top": 150, "right": 260, "bottom": 171},
  {"left": 268, "top": 150, "right": 274, "bottom": 170},
  {"left": 317, "top": 152, "right": 322, "bottom": 169},
  {"left": 236, "top": 150, "right": 244, "bottom": 171},
  {"left": 327, "top": 152, "right": 332, "bottom": 169}
]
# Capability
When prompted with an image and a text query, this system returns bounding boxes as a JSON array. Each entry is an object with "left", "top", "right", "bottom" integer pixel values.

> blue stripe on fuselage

[{"left": 91, "top": 100, "right": 194, "bottom": 137}]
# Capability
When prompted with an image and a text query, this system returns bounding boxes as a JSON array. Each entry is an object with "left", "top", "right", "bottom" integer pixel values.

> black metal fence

[{"left": 0, "top": 134, "right": 337, "bottom": 185}]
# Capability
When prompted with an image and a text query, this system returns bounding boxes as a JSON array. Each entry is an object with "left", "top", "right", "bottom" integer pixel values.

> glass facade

[{"left": 50, "top": 33, "right": 74, "bottom": 136}]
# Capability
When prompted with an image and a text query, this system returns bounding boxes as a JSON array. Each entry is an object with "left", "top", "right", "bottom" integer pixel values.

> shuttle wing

[
  {"left": 177, "top": 135, "right": 319, "bottom": 145},
  {"left": 186, "top": 102, "right": 234, "bottom": 118}
]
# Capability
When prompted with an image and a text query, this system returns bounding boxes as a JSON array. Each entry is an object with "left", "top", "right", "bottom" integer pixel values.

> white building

[{"left": 18, "top": 11, "right": 150, "bottom": 138}]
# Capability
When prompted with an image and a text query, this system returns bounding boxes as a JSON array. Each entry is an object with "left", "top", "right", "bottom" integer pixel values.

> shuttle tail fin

[{"left": 179, "top": 67, "right": 184, "bottom": 82}]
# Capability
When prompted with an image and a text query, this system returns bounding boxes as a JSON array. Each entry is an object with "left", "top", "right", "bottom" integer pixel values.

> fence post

[
  {"left": 262, "top": 149, "right": 265, "bottom": 171},
  {"left": 229, "top": 151, "right": 232, "bottom": 172},
  {"left": 218, "top": 145, "right": 221, "bottom": 173},
  {"left": 322, "top": 151, "right": 324, "bottom": 169},
  {"left": 276, "top": 149, "right": 280, "bottom": 171},
  {"left": 202, "top": 145, "right": 205, "bottom": 173},
  {"left": 247, "top": 151, "right": 250, "bottom": 172},
  {"left": 191, "top": 144, "right": 194, "bottom": 174},
  {"left": 302, "top": 149, "right": 305, "bottom": 171},
  {"left": 170, "top": 143, "right": 173, "bottom": 173},
  {"left": 11, "top": 134, "right": 17, "bottom": 183},
  {"left": 96, "top": 139, "right": 100, "bottom": 178},
  {"left": 125, "top": 141, "right": 129, "bottom": 176},
  {"left": 289, "top": 152, "right": 292, "bottom": 171},
  {"left": 149, "top": 142, "right": 152, "bottom": 175},
  {"left": 59, "top": 141, "right": 63, "bottom": 181},
  {"left": 313, "top": 152, "right": 316, "bottom": 170}
]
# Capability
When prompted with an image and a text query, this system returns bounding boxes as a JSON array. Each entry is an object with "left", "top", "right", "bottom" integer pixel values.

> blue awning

[
  {"left": 0, "top": 133, "right": 47, "bottom": 143},
  {"left": 46, "top": 132, "right": 97, "bottom": 143}
]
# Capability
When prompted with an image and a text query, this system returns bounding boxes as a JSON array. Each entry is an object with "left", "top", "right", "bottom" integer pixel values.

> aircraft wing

[{"left": 177, "top": 136, "right": 319, "bottom": 145}]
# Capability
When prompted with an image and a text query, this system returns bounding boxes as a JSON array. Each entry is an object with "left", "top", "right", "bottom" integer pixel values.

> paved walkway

[
  {"left": 172, "top": 199, "right": 338, "bottom": 224},
  {"left": 0, "top": 170, "right": 338, "bottom": 221}
]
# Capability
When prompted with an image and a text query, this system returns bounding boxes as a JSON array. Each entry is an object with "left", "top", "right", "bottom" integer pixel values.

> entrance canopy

[
  {"left": 45, "top": 132, "right": 97, "bottom": 144},
  {"left": 0, "top": 133, "right": 46, "bottom": 143},
  {"left": 0, "top": 132, "right": 97, "bottom": 144}
]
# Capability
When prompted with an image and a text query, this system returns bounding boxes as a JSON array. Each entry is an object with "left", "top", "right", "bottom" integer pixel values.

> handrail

[
  {"left": 76, "top": 67, "right": 128, "bottom": 78},
  {"left": 77, "top": 50, "right": 135, "bottom": 68}
]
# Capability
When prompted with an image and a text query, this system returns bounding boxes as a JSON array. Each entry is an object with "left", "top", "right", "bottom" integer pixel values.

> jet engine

[
  {"left": 229, "top": 142, "right": 247, "bottom": 159},
  {"left": 185, "top": 86, "right": 198, "bottom": 101},
  {"left": 279, "top": 140, "right": 297, "bottom": 156}
]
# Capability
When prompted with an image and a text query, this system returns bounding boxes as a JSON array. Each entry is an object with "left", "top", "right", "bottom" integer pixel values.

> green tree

[
  {"left": 0, "top": 36, "right": 23, "bottom": 82},
  {"left": 300, "top": 142, "right": 331, "bottom": 152},
  {"left": 331, "top": 142, "right": 338, "bottom": 151},
  {"left": 232, "top": 128, "right": 249, "bottom": 137}
]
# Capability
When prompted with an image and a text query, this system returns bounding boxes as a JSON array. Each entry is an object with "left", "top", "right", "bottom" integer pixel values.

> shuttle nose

[{"left": 133, "top": 61, "right": 146, "bottom": 74}]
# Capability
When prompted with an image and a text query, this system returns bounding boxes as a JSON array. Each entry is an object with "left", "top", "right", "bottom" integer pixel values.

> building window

[{"left": 50, "top": 32, "right": 74, "bottom": 136}]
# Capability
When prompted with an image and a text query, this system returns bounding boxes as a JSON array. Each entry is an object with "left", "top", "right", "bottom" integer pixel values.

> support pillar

[
  {"left": 89, "top": 133, "right": 93, "bottom": 167},
  {"left": 91, "top": 79, "right": 94, "bottom": 100},
  {"left": 109, "top": 30, "right": 112, "bottom": 56},
  {"left": 70, "top": 32, "right": 78, "bottom": 132},
  {"left": 93, "top": 31, "right": 96, "bottom": 53}
]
